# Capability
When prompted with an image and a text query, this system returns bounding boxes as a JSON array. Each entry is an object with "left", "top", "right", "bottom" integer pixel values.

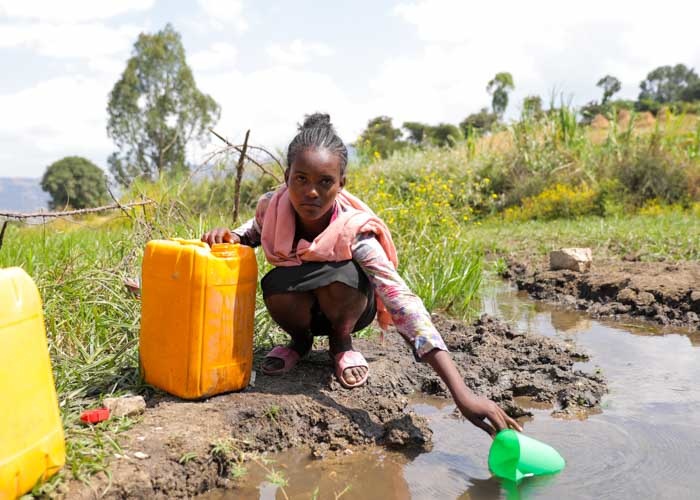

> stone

[
  {"left": 103, "top": 395, "right": 146, "bottom": 418},
  {"left": 617, "top": 288, "right": 637, "bottom": 304},
  {"left": 549, "top": 248, "right": 592, "bottom": 272},
  {"left": 690, "top": 291, "right": 700, "bottom": 313},
  {"left": 636, "top": 291, "right": 656, "bottom": 307}
]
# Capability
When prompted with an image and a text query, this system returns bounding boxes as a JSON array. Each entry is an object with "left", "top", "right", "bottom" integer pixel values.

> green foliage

[
  {"left": 597, "top": 75, "right": 621, "bottom": 104},
  {"left": 487, "top": 72, "right": 515, "bottom": 117},
  {"left": 459, "top": 108, "right": 498, "bottom": 137},
  {"left": 403, "top": 121, "right": 429, "bottom": 145},
  {"left": 580, "top": 99, "right": 635, "bottom": 124},
  {"left": 638, "top": 63, "right": 700, "bottom": 103},
  {"left": 503, "top": 183, "right": 602, "bottom": 221},
  {"left": 349, "top": 163, "right": 485, "bottom": 317},
  {"left": 521, "top": 95, "right": 544, "bottom": 121},
  {"left": 41, "top": 156, "right": 108, "bottom": 209},
  {"left": 470, "top": 210, "right": 700, "bottom": 261},
  {"left": 615, "top": 150, "right": 689, "bottom": 206},
  {"left": 356, "top": 116, "right": 404, "bottom": 159},
  {"left": 107, "top": 23, "right": 220, "bottom": 186},
  {"left": 427, "top": 123, "right": 462, "bottom": 147},
  {"left": 178, "top": 451, "right": 198, "bottom": 464}
]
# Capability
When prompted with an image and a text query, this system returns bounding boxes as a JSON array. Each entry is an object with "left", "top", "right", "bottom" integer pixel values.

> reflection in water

[
  {"left": 548, "top": 309, "right": 591, "bottom": 334},
  {"left": 204, "top": 279, "right": 700, "bottom": 499}
]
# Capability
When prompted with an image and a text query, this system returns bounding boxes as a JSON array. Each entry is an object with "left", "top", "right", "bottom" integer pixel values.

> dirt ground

[
  {"left": 65, "top": 313, "right": 605, "bottom": 499},
  {"left": 506, "top": 258, "right": 700, "bottom": 330}
]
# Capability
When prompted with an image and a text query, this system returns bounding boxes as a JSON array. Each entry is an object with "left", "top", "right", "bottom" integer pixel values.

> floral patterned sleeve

[{"left": 351, "top": 233, "right": 448, "bottom": 361}]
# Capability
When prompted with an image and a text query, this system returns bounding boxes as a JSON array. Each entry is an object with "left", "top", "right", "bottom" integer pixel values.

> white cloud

[
  {"left": 266, "top": 39, "right": 334, "bottom": 66},
  {"left": 195, "top": 66, "right": 364, "bottom": 163},
  {"left": 0, "top": 0, "right": 155, "bottom": 22},
  {"left": 0, "top": 76, "right": 114, "bottom": 176},
  {"left": 197, "top": 0, "right": 248, "bottom": 33},
  {"left": 0, "top": 22, "right": 142, "bottom": 59},
  {"left": 190, "top": 42, "right": 238, "bottom": 73},
  {"left": 386, "top": 0, "right": 700, "bottom": 119}
]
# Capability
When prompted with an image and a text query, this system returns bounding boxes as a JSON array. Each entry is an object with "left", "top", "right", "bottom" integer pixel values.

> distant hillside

[{"left": 0, "top": 178, "right": 49, "bottom": 211}]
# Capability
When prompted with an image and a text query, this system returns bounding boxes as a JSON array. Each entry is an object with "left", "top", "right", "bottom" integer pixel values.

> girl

[{"left": 202, "top": 113, "right": 521, "bottom": 436}]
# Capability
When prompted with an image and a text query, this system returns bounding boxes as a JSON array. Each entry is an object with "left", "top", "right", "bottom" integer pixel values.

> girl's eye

[{"left": 321, "top": 179, "right": 334, "bottom": 186}]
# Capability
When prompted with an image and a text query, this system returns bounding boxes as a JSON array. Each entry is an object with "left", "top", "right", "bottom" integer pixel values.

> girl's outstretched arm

[{"left": 424, "top": 348, "right": 523, "bottom": 436}]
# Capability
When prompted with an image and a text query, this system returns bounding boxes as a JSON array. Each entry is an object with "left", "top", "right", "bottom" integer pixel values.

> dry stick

[
  {"left": 0, "top": 200, "right": 154, "bottom": 220},
  {"left": 0, "top": 220, "right": 8, "bottom": 251},
  {"left": 208, "top": 128, "right": 283, "bottom": 183},
  {"left": 233, "top": 129, "right": 251, "bottom": 224},
  {"left": 106, "top": 183, "right": 135, "bottom": 221},
  {"left": 243, "top": 144, "right": 286, "bottom": 177}
]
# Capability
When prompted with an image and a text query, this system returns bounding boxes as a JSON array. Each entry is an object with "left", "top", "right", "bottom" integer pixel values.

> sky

[{"left": 0, "top": 0, "right": 698, "bottom": 179}]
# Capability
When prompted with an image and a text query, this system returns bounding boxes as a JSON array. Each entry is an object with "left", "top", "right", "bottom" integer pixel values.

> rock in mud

[
  {"left": 549, "top": 248, "right": 592, "bottom": 272},
  {"left": 103, "top": 395, "right": 147, "bottom": 418}
]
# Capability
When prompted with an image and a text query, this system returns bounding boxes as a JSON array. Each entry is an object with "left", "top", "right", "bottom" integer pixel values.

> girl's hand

[
  {"left": 456, "top": 394, "right": 523, "bottom": 437},
  {"left": 201, "top": 228, "right": 240, "bottom": 246},
  {"left": 424, "top": 349, "right": 523, "bottom": 437}
]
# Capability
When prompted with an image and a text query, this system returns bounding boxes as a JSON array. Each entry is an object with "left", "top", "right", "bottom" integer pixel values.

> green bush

[{"left": 615, "top": 152, "right": 689, "bottom": 206}]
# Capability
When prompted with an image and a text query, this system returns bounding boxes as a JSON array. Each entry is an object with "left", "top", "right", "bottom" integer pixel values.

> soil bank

[
  {"left": 67, "top": 314, "right": 605, "bottom": 499},
  {"left": 506, "top": 258, "right": 700, "bottom": 330}
]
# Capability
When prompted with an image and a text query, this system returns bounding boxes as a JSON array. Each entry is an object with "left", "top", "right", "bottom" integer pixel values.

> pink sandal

[
  {"left": 262, "top": 346, "right": 302, "bottom": 376},
  {"left": 334, "top": 351, "right": 370, "bottom": 389}
]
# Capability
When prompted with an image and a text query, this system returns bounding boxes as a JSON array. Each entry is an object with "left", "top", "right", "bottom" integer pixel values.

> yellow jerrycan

[
  {"left": 0, "top": 268, "right": 65, "bottom": 499},
  {"left": 140, "top": 239, "right": 258, "bottom": 399}
]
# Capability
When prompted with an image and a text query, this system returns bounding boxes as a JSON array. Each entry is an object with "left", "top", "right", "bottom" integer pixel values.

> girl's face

[{"left": 285, "top": 147, "right": 345, "bottom": 224}]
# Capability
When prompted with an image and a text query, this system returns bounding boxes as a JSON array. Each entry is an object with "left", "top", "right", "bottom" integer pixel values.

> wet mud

[
  {"left": 506, "top": 258, "right": 700, "bottom": 330},
  {"left": 67, "top": 314, "right": 605, "bottom": 499}
]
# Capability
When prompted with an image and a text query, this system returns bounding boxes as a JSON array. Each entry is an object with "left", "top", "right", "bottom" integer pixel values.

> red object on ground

[{"left": 80, "top": 408, "right": 110, "bottom": 424}]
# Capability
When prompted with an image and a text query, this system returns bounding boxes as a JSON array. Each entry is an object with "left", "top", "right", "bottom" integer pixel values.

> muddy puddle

[{"left": 203, "top": 280, "right": 700, "bottom": 499}]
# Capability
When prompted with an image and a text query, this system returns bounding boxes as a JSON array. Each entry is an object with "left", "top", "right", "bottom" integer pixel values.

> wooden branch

[
  {"left": 106, "top": 183, "right": 134, "bottom": 221},
  {"left": 244, "top": 144, "right": 286, "bottom": 176},
  {"left": 208, "top": 128, "right": 283, "bottom": 183},
  {"left": 0, "top": 200, "right": 155, "bottom": 220},
  {"left": 0, "top": 220, "right": 8, "bottom": 251},
  {"left": 233, "top": 129, "right": 250, "bottom": 224}
]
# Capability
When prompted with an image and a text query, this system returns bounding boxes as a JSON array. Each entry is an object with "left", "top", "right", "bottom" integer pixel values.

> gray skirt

[{"left": 261, "top": 260, "right": 377, "bottom": 335}]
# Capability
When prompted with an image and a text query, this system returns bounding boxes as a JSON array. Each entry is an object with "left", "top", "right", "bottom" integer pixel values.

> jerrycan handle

[
  {"left": 168, "top": 237, "right": 209, "bottom": 249},
  {"left": 210, "top": 243, "right": 239, "bottom": 258}
]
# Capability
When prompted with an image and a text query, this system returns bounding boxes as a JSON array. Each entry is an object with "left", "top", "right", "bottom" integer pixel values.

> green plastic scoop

[{"left": 488, "top": 430, "right": 566, "bottom": 482}]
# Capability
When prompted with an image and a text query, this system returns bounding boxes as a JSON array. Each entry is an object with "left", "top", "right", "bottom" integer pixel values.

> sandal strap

[{"left": 334, "top": 350, "right": 368, "bottom": 371}]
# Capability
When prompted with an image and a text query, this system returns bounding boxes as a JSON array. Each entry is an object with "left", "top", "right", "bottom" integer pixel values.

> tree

[
  {"left": 680, "top": 81, "right": 700, "bottom": 102},
  {"left": 459, "top": 108, "right": 498, "bottom": 137},
  {"left": 402, "top": 121, "right": 430, "bottom": 145},
  {"left": 638, "top": 64, "right": 700, "bottom": 103},
  {"left": 596, "top": 75, "right": 621, "bottom": 105},
  {"left": 356, "top": 116, "right": 404, "bottom": 159},
  {"left": 41, "top": 156, "right": 108, "bottom": 209},
  {"left": 107, "top": 24, "right": 220, "bottom": 186},
  {"left": 521, "top": 95, "right": 544, "bottom": 120},
  {"left": 486, "top": 72, "right": 514, "bottom": 117},
  {"left": 426, "top": 123, "right": 462, "bottom": 147}
]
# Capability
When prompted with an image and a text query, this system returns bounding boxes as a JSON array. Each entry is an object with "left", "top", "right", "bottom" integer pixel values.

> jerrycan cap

[{"left": 211, "top": 243, "right": 238, "bottom": 258}]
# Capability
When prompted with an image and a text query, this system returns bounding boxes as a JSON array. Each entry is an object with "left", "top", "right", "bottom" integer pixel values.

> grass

[{"left": 468, "top": 211, "right": 700, "bottom": 261}]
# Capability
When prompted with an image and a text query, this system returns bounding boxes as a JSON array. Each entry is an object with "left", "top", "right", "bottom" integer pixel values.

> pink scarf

[{"left": 260, "top": 186, "right": 398, "bottom": 330}]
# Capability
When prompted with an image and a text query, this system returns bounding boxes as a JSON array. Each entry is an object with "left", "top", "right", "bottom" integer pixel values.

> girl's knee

[
  {"left": 315, "top": 283, "right": 367, "bottom": 332},
  {"left": 264, "top": 292, "right": 314, "bottom": 334}
]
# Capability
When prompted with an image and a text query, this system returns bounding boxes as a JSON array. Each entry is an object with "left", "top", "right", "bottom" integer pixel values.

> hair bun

[{"left": 299, "top": 113, "right": 333, "bottom": 131}]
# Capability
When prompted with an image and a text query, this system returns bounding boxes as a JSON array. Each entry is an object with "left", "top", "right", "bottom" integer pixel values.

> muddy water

[{"left": 203, "top": 280, "right": 700, "bottom": 499}]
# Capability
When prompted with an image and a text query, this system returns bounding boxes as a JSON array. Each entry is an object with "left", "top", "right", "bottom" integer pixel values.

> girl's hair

[{"left": 287, "top": 113, "right": 348, "bottom": 176}]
